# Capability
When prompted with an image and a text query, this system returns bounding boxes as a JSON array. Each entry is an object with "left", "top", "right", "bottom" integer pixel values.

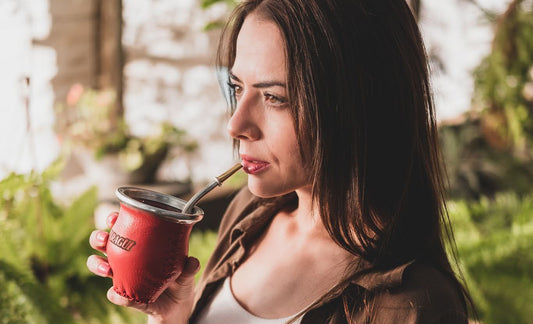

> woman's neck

[{"left": 290, "top": 186, "right": 328, "bottom": 237}]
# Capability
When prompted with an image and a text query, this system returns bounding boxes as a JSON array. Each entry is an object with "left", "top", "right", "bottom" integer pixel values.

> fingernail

[
  {"left": 98, "top": 263, "right": 110, "bottom": 275},
  {"left": 108, "top": 212, "right": 118, "bottom": 223},
  {"left": 96, "top": 231, "right": 108, "bottom": 242}
]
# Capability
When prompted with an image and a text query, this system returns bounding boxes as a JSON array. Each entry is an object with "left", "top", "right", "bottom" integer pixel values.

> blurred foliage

[
  {"left": 449, "top": 192, "right": 533, "bottom": 323},
  {"left": 189, "top": 230, "right": 218, "bottom": 282},
  {"left": 440, "top": 4, "right": 533, "bottom": 315},
  {"left": 200, "top": 0, "right": 239, "bottom": 8},
  {"left": 439, "top": 117, "right": 533, "bottom": 200},
  {"left": 223, "top": 169, "right": 248, "bottom": 189},
  {"left": 473, "top": 0, "right": 533, "bottom": 160},
  {"left": 55, "top": 84, "right": 198, "bottom": 182},
  {"left": 442, "top": 0, "right": 533, "bottom": 200},
  {"left": 0, "top": 159, "right": 136, "bottom": 323},
  {"left": 200, "top": 0, "right": 239, "bottom": 31}
]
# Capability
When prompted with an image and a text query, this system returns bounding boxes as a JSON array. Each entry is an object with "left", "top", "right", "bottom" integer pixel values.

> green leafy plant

[
  {"left": 0, "top": 160, "right": 136, "bottom": 323},
  {"left": 449, "top": 192, "right": 533, "bottom": 323}
]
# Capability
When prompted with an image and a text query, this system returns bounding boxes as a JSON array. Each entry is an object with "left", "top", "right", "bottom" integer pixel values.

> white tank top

[{"left": 196, "top": 277, "right": 303, "bottom": 324}]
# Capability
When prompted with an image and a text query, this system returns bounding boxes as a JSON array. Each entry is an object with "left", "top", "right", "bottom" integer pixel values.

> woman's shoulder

[{"left": 364, "top": 262, "right": 468, "bottom": 323}]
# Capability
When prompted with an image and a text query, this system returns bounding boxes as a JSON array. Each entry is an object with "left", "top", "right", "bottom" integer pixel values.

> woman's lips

[{"left": 241, "top": 155, "right": 270, "bottom": 174}]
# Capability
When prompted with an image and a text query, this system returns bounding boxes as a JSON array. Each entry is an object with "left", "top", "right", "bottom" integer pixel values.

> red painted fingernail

[
  {"left": 96, "top": 231, "right": 108, "bottom": 242},
  {"left": 107, "top": 213, "right": 118, "bottom": 227},
  {"left": 98, "top": 263, "right": 110, "bottom": 275}
]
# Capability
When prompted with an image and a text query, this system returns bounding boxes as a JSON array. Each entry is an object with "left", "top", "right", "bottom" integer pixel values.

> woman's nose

[{"left": 227, "top": 98, "right": 261, "bottom": 141}]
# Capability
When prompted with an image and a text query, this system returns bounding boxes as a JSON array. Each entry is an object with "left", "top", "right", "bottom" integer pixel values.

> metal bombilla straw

[{"left": 182, "top": 163, "right": 243, "bottom": 214}]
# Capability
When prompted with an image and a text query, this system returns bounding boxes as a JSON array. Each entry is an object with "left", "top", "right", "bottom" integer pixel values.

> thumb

[
  {"left": 181, "top": 256, "right": 201, "bottom": 277},
  {"left": 177, "top": 256, "right": 200, "bottom": 285}
]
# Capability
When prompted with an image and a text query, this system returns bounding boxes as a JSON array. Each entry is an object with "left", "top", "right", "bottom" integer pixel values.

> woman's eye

[
  {"left": 227, "top": 81, "right": 243, "bottom": 98},
  {"left": 264, "top": 93, "right": 287, "bottom": 106}
]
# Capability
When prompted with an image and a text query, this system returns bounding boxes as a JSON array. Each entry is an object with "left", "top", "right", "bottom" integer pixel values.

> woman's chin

[
  {"left": 247, "top": 183, "right": 276, "bottom": 198},
  {"left": 246, "top": 180, "right": 293, "bottom": 199}
]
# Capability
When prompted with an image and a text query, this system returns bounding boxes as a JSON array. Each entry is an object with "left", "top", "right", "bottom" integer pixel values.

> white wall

[
  {"left": 122, "top": 0, "right": 235, "bottom": 183},
  {"left": 0, "top": 0, "right": 59, "bottom": 177}
]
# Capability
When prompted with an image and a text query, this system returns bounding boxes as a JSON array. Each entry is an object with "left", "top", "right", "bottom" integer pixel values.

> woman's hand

[{"left": 86, "top": 212, "right": 200, "bottom": 324}]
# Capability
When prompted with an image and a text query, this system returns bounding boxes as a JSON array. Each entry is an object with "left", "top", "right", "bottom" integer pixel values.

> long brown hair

[{"left": 218, "top": 0, "right": 472, "bottom": 319}]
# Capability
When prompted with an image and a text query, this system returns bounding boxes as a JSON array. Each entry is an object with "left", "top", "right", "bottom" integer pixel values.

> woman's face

[{"left": 227, "top": 13, "right": 310, "bottom": 198}]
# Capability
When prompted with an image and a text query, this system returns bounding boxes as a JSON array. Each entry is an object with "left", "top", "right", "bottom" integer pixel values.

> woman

[{"left": 88, "top": 0, "right": 472, "bottom": 322}]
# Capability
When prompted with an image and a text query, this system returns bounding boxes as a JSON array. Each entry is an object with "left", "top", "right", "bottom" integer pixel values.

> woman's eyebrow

[{"left": 229, "top": 71, "right": 286, "bottom": 88}]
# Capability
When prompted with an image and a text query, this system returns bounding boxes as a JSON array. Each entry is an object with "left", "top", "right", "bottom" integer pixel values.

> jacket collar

[
  {"left": 227, "top": 192, "right": 414, "bottom": 292},
  {"left": 352, "top": 259, "right": 415, "bottom": 290},
  {"left": 229, "top": 193, "right": 294, "bottom": 245}
]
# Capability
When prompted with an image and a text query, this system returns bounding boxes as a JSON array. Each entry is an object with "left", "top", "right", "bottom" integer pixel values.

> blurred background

[{"left": 1, "top": 0, "right": 532, "bottom": 322}]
